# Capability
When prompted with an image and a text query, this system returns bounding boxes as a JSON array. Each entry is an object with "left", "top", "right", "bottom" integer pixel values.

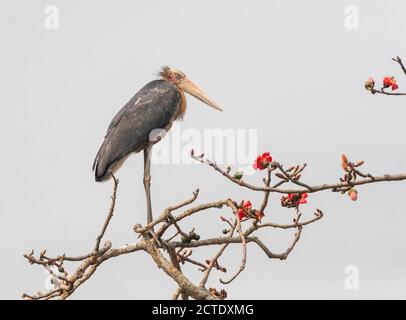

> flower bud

[
  {"left": 341, "top": 162, "right": 349, "bottom": 171},
  {"left": 341, "top": 154, "right": 348, "bottom": 164},
  {"left": 348, "top": 188, "right": 358, "bottom": 201},
  {"left": 181, "top": 235, "right": 191, "bottom": 243},
  {"left": 234, "top": 170, "right": 244, "bottom": 180},
  {"left": 364, "top": 77, "right": 375, "bottom": 91},
  {"left": 189, "top": 232, "right": 200, "bottom": 240}
]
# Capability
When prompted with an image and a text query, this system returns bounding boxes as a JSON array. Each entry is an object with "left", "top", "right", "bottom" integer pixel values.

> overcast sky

[{"left": 1, "top": 0, "right": 406, "bottom": 299}]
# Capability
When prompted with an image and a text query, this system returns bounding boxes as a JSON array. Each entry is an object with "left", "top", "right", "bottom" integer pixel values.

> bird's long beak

[{"left": 180, "top": 78, "right": 223, "bottom": 111}]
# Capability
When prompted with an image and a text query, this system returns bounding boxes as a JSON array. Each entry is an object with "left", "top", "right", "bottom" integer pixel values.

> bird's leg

[
  {"left": 143, "top": 147, "right": 169, "bottom": 250},
  {"left": 143, "top": 147, "right": 153, "bottom": 224}
]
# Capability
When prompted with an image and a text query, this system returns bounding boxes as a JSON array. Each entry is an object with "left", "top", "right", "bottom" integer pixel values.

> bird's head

[{"left": 160, "top": 66, "right": 223, "bottom": 111}]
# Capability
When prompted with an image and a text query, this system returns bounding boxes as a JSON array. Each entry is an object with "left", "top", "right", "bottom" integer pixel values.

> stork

[{"left": 93, "top": 67, "right": 222, "bottom": 224}]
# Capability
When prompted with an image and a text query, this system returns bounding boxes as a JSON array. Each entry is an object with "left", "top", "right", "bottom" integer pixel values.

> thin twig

[
  {"left": 220, "top": 200, "right": 247, "bottom": 284},
  {"left": 392, "top": 56, "right": 406, "bottom": 76},
  {"left": 199, "top": 219, "right": 237, "bottom": 288},
  {"left": 94, "top": 174, "right": 118, "bottom": 252},
  {"left": 193, "top": 155, "right": 406, "bottom": 194}
]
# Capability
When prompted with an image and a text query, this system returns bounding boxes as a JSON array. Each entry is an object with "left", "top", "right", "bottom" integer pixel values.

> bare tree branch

[
  {"left": 94, "top": 174, "right": 118, "bottom": 252},
  {"left": 22, "top": 150, "right": 405, "bottom": 300}
]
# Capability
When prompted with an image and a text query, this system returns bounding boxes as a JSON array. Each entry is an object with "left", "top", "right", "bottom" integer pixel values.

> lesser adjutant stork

[{"left": 93, "top": 67, "right": 222, "bottom": 223}]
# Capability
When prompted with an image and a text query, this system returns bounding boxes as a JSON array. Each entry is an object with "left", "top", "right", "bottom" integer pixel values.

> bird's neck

[{"left": 176, "top": 88, "right": 187, "bottom": 120}]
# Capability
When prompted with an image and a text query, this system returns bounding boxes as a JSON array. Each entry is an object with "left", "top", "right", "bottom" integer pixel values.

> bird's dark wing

[{"left": 93, "top": 80, "right": 181, "bottom": 181}]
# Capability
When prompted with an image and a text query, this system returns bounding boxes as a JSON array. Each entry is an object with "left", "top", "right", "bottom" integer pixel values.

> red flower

[
  {"left": 298, "top": 193, "right": 308, "bottom": 204},
  {"left": 253, "top": 152, "right": 273, "bottom": 170},
  {"left": 237, "top": 200, "right": 252, "bottom": 220},
  {"left": 243, "top": 200, "right": 252, "bottom": 209},
  {"left": 282, "top": 193, "right": 308, "bottom": 207},
  {"left": 383, "top": 76, "right": 391, "bottom": 87},
  {"left": 383, "top": 76, "right": 398, "bottom": 91},
  {"left": 237, "top": 209, "right": 245, "bottom": 220}
]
